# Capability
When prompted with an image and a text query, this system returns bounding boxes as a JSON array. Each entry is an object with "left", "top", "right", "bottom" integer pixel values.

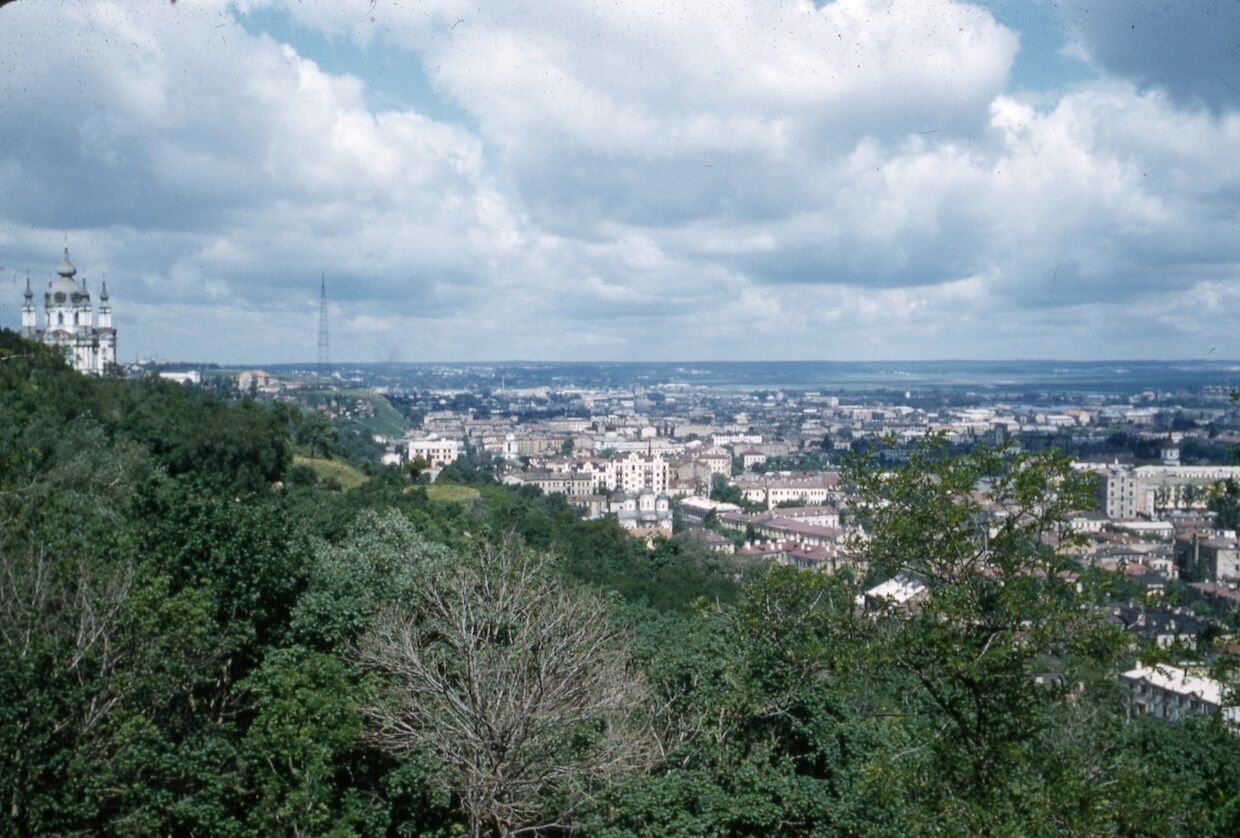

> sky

[{"left": 0, "top": 0, "right": 1238, "bottom": 364}]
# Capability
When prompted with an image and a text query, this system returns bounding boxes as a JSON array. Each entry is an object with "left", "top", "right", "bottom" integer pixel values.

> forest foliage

[{"left": 1, "top": 330, "right": 1237, "bottom": 836}]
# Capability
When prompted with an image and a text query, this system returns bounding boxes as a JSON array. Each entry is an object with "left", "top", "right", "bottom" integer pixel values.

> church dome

[
  {"left": 46, "top": 275, "right": 87, "bottom": 305},
  {"left": 57, "top": 246, "right": 77, "bottom": 278},
  {"left": 45, "top": 247, "right": 89, "bottom": 305},
  {"left": 28, "top": 245, "right": 117, "bottom": 376}
]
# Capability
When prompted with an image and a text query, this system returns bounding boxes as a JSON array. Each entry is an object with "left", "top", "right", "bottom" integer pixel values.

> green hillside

[
  {"left": 425, "top": 483, "right": 481, "bottom": 503},
  {"left": 345, "top": 389, "right": 408, "bottom": 438},
  {"left": 292, "top": 455, "right": 368, "bottom": 490}
]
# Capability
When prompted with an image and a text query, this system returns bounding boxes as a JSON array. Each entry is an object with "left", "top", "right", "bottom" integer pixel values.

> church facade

[{"left": 21, "top": 246, "right": 116, "bottom": 375}]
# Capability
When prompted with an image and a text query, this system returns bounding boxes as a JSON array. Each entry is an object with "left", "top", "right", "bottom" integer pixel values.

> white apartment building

[
  {"left": 405, "top": 435, "right": 462, "bottom": 469},
  {"left": 1088, "top": 463, "right": 1240, "bottom": 518},
  {"left": 607, "top": 438, "right": 684, "bottom": 457},
  {"left": 1120, "top": 664, "right": 1238, "bottom": 725},
  {"left": 692, "top": 451, "right": 733, "bottom": 479},
  {"left": 678, "top": 496, "right": 742, "bottom": 524},
  {"left": 534, "top": 452, "right": 671, "bottom": 495},
  {"left": 735, "top": 473, "right": 841, "bottom": 509},
  {"left": 158, "top": 370, "right": 201, "bottom": 385},
  {"left": 740, "top": 450, "right": 768, "bottom": 470},
  {"left": 1085, "top": 464, "right": 1153, "bottom": 519},
  {"left": 505, "top": 471, "right": 595, "bottom": 497},
  {"left": 612, "top": 452, "right": 670, "bottom": 494},
  {"left": 712, "top": 433, "right": 762, "bottom": 447},
  {"left": 1137, "top": 465, "right": 1240, "bottom": 512},
  {"left": 237, "top": 370, "right": 274, "bottom": 392}
]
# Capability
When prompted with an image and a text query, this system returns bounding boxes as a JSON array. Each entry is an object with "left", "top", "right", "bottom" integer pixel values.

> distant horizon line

[{"left": 133, "top": 357, "right": 1240, "bottom": 367}]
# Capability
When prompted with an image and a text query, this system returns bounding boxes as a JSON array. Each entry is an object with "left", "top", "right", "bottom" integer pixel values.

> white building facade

[
  {"left": 612, "top": 452, "right": 670, "bottom": 494},
  {"left": 405, "top": 435, "right": 463, "bottom": 470},
  {"left": 22, "top": 247, "right": 116, "bottom": 375},
  {"left": 1120, "top": 664, "right": 1238, "bottom": 725},
  {"left": 613, "top": 487, "right": 672, "bottom": 533}
]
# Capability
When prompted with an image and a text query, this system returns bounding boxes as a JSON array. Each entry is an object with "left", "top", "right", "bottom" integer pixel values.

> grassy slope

[
  {"left": 350, "top": 390, "right": 409, "bottom": 438},
  {"left": 296, "top": 386, "right": 410, "bottom": 439},
  {"left": 292, "top": 455, "right": 369, "bottom": 490},
  {"left": 426, "top": 483, "right": 482, "bottom": 503}
]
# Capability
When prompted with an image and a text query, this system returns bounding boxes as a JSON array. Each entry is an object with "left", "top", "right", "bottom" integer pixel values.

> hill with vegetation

[
  {"left": 292, "top": 454, "right": 369, "bottom": 491},
  {"left": 1, "top": 329, "right": 1237, "bottom": 836}
]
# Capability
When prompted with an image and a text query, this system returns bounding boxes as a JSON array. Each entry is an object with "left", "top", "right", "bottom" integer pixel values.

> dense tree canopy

[{"left": 1, "top": 330, "right": 1236, "bottom": 835}]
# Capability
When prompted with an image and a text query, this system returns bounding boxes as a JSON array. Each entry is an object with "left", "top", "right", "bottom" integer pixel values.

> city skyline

[{"left": 2, "top": 1, "right": 1238, "bottom": 363}]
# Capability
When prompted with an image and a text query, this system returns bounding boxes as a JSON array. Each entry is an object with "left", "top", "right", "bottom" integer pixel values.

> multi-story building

[
  {"left": 237, "top": 370, "right": 276, "bottom": 393},
  {"left": 1120, "top": 664, "right": 1237, "bottom": 724},
  {"left": 749, "top": 517, "right": 843, "bottom": 548},
  {"left": 424, "top": 411, "right": 467, "bottom": 436},
  {"left": 514, "top": 435, "right": 563, "bottom": 457},
  {"left": 607, "top": 438, "right": 684, "bottom": 457},
  {"left": 1184, "top": 581, "right": 1240, "bottom": 613},
  {"left": 567, "top": 494, "right": 610, "bottom": 519},
  {"left": 677, "top": 496, "right": 742, "bottom": 525},
  {"left": 739, "top": 450, "right": 768, "bottom": 470},
  {"left": 405, "top": 435, "right": 463, "bottom": 470},
  {"left": 712, "top": 432, "right": 762, "bottom": 447},
  {"left": 1093, "top": 465, "right": 1151, "bottom": 519},
  {"left": 735, "top": 472, "right": 841, "bottom": 509},
  {"left": 506, "top": 471, "right": 595, "bottom": 497},
  {"left": 1087, "top": 463, "right": 1240, "bottom": 518},
  {"left": 690, "top": 451, "right": 732, "bottom": 480},
  {"left": 765, "top": 505, "right": 841, "bottom": 528},
  {"left": 1138, "top": 465, "right": 1240, "bottom": 512},
  {"left": 612, "top": 452, "right": 669, "bottom": 494},
  {"left": 1174, "top": 532, "right": 1240, "bottom": 583}
]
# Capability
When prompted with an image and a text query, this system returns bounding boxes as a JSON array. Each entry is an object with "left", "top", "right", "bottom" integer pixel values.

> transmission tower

[{"left": 317, "top": 273, "right": 331, "bottom": 383}]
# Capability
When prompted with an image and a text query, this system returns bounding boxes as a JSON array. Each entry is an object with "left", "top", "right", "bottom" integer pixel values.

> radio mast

[{"left": 317, "top": 273, "right": 331, "bottom": 383}]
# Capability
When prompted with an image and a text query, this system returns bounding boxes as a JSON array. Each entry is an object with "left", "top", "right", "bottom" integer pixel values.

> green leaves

[
  {"left": 137, "top": 480, "right": 306, "bottom": 661},
  {"left": 239, "top": 648, "right": 385, "bottom": 835}
]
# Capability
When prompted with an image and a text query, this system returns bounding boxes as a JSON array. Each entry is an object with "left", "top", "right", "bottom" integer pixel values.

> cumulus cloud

[
  {"left": 0, "top": 0, "right": 522, "bottom": 360},
  {"left": 291, "top": 0, "right": 1019, "bottom": 229},
  {"left": 0, "top": 0, "right": 1237, "bottom": 361},
  {"left": 1060, "top": 0, "right": 1240, "bottom": 110}
]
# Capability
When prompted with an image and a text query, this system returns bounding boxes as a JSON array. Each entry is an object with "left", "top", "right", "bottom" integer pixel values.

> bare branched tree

[{"left": 357, "top": 539, "right": 654, "bottom": 837}]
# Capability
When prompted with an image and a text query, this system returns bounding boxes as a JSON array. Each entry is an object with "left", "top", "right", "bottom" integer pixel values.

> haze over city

[{"left": 1, "top": 0, "right": 1238, "bottom": 363}]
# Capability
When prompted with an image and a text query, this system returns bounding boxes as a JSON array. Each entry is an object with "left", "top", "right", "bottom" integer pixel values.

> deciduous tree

[{"left": 358, "top": 540, "right": 654, "bottom": 836}]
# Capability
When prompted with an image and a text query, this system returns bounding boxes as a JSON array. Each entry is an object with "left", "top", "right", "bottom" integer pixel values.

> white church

[{"left": 20, "top": 246, "right": 116, "bottom": 375}]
